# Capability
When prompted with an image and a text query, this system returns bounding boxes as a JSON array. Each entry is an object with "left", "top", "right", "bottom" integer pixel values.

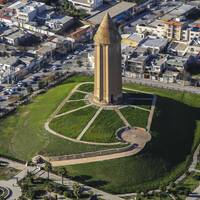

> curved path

[
  {"left": 47, "top": 142, "right": 144, "bottom": 167},
  {"left": 0, "top": 157, "right": 27, "bottom": 200},
  {"left": 44, "top": 82, "right": 152, "bottom": 166},
  {"left": 44, "top": 82, "right": 122, "bottom": 146},
  {"left": 45, "top": 128, "right": 151, "bottom": 167}
]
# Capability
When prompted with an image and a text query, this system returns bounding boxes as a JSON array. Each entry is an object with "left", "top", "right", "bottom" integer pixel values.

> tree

[
  {"left": 73, "top": 183, "right": 82, "bottom": 199},
  {"left": 46, "top": 182, "right": 54, "bottom": 199},
  {"left": 27, "top": 85, "right": 33, "bottom": 94},
  {"left": 77, "top": 59, "right": 82, "bottom": 67},
  {"left": 44, "top": 161, "right": 52, "bottom": 180},
  {"left": 63, "top": 191, "right": 68, "bottom": 198},
  {"left": 38, "top": 80, "right": 47, "bottom": 89},
  {"left": 58, "top": 167, "right": 68, "bottom": 185}
]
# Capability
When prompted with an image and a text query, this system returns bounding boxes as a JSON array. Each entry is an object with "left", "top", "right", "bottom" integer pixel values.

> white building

[
  {"left": 9, "top": 0, "right": 46, "bottom": 23},
  {"left": 136, "top": 20, "right": 166, "bottom": 38},
  {"left": 68, "top": 0, "right": 103, "bottom": 12},
  {"left": 141, "top": 37, "right": 168, "bottom": 53}
]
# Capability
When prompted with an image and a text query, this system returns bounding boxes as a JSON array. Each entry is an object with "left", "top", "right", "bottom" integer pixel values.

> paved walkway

[
  {"left": 0, "top": 158, "right": 27, "bottom": 200},
  {"left": 65, "top": 99, "right": 85, "bottom": 102},
  {"left": 76, "top": 107, "right": 103, "bottom": 140},
  {"left": 146, "top": 95, "right": 157, "bottom": 132},
  {"left": 34, "top": 169, "right": 124, "bottom": 200},
  {"left": 44, "top": 83, "right": 152, "bottom": 166},
  {"left": 50, "top": 144, "right": 142, "bottom": 167},
  {"left": 115, "top": 108, "right": 131, "bottom": 127},
  {"left": 0, "top": 158, "right": 25, "bottom": 171},
  {"left": 45, "top": 119, "right": 120, "bottom": 146},
  {"left": 44, "top": 82, "right": 121, "bottom": 146},
  {"left": 75, "top": 89, "right": 90, "bottom": 94},
  {"left": 185, "top": 144, "right": 200, "bottom": 200},
  {"left": 175, "top": 144, "right": 200, "bottom": 185},
  {"left": 55, "top": 104, "right": 92, "bottom": 118},
  {"left": 129, "top": 105, "right": 150, "bottom": 112},
  {"left": 0, "top": 157, "right": 123, "bottom": 200}
]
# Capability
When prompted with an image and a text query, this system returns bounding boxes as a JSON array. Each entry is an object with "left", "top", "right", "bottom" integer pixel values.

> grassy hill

[
  {"left": 0, "top": 75, "right": 200, "bottom": 194},
  {"left": 0, "top": 75, "right": 119, "bottom": 160},
  {"left": 55, "top": 80, "right": 200, "bottom": 194}
]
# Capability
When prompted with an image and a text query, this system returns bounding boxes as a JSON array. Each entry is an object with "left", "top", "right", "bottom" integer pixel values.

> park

[{"left": 0, "top": 75, "right": 199, "bottom": 196}]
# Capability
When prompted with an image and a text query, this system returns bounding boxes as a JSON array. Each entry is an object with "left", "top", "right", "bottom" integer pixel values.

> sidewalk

[{"left": 35, "top": 170, "right": 124, "bottom": 200}]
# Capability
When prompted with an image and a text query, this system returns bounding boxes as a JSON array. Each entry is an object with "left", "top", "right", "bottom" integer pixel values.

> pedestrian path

[
  {"left": 55, "top": 104, "right": 92, "bottom": 118},
  {"left": 146, "top": 95, "right": 157, "bottom": 132},
  {"left": 35, "top": 170, "right": 124, "bottom": 200},
  {"left": 76, "top": 107, "right": 103, "bottom": 140},
  {"left": 115, "top": 108, "right": 131, "bottom": 127}
]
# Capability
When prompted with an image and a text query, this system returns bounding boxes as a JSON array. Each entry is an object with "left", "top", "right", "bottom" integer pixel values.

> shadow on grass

[
  {"left": 67, "top": 95, "right": 200, "bottom": 193},
  {"left": 123, "top": 92, "right": 153, "bottom": 106},
  {"left": 72, "top": 175, "right": 109, "bottom": 188},
  {"left": 143, "top": 96, "right": 200, "bottom": 167}
]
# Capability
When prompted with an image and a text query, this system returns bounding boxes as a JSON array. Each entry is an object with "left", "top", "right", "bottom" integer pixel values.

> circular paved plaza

[{"left": 120, "top": 128, "right": 151, "bottom": 146}]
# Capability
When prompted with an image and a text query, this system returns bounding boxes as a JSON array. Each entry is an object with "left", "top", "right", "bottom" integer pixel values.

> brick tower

[{"left": 93, "top": 13, "right": 122, "bottom": 104}]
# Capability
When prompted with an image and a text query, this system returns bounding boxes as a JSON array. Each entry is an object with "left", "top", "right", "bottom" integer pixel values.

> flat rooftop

[
  {"left": 141, "top": 37, "right": 168, "bottom": 49},
  {"left": 170, "top": 42, "right": 188, "bottom": 52},
  {"left": 128, "top": 33, "right": 144, "bottom": 43},
  {"left": 88, "top": 1, "right": 135, "bottom": 25}
]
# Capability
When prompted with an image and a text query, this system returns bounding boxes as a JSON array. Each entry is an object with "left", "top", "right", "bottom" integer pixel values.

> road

[{"left": 123, "top": 77, "right": 200, "bottom": 94}]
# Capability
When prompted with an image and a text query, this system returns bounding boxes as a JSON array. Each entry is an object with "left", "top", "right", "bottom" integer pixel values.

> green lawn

[
  {"left": 171, "top": 172, "right": 200, "bottom": 199},
  {"left": 78, "top": 83, "right": 94, "bottom": 93},
  {"left": 120, "top": 106, "right": 149, "bottom": 128},
  {"left": 196, "top": 162, "right": 200, "bottom": 170},
  {"left": 0, "top": 75, "right": 120, "bottom": 160},
  {"left": 123, "top": 90, "right": 153, "bottom": 109},
  {"left": 132, "top": 99, "right": 152, "bottom": 110},
  {"left": 50, "top": 106, "right": 97, "bottom": 139},
  {"left": 69, "top": 91, "right": 86, "bottom": 100},
  {"left": 1, "top": 75, "right": 200, "bottom": 195},
  {"left": 179, "top": 172, "right": 200, "bottom": 192},
  {"left": 56, "top": 80, "right": 200, "bottom": 194},
  {"left": 58, "top": 100, "right": 86, "bottom": 114},
  {"left": 83, "top": 110, "right": 124, "bottom": 143},
  {"left": 58, "top": 155, "right": 170, "bottom": 193}
]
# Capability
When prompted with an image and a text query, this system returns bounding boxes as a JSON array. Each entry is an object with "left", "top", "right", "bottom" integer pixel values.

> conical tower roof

[{"left": 94, "top": 13, "right": 121, "bottom": 44}]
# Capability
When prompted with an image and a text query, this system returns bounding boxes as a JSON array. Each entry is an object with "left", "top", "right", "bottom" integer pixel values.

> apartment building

[
  {"left": 136, "top": 20, "right": 200, "bottom": 42},
  {"left": 9, "top": 0, "right": 46, "bottom": 23},
  {"left": 68, "top": 0, "right": 103, "bottom": 12}
]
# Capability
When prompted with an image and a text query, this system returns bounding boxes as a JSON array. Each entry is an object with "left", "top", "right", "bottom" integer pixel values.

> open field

[
  {"left": 0, "top": 75, "right": 120, "bottom": 160},
  {"left": 83, "top": 110, "right": 124, "bottom": 143},
  {"left": 50, "top": 106, "right": 97, "bottom": 138}
]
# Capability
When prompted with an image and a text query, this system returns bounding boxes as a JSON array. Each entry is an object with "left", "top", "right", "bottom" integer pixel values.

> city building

[
  {"left": 126, "top": 47, "right": 151, "bottom": 74},
  {"left": 68, "top": 0, "right": 103, "bottom": 12},
  {"left": 0, "top": 28, "right": 30, "bottom": 45},
  {"left": 93, "top": 13, "right": 122, "bottom": 104},
  {"left": 122, "top": 33, "right": 145, "bottom": 48},
  {"left": 88, "top": 1, "right": 135, "bottom": 25},
  {"left": 141, "top": 37, "right": 168, "bottom": 53},
  {"left": 9, "top": 0, "right": 46, "bottom": 23},
  {"left": 187, "top": 38, "right": 200, "bottom": 55},
  {"left": 45, "top": 15, "right": 74, "bottom": 32}
]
